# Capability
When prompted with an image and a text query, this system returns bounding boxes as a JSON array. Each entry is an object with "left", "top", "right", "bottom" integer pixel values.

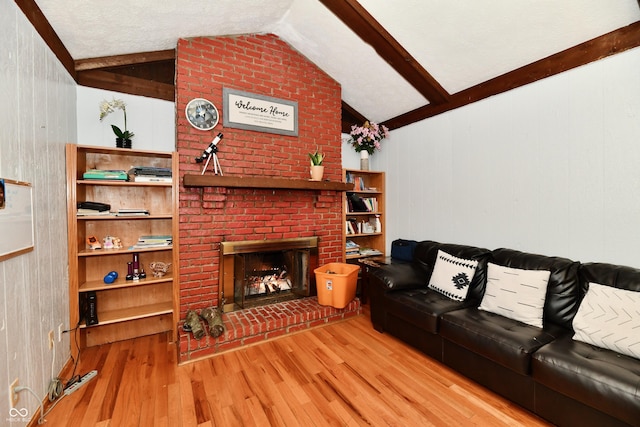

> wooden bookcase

[
  {"left": 342, "top": 169, "right": 386, "bottom": 260},
  {"left": 66, "top": 144, "right": 179, "bottom": 354}
]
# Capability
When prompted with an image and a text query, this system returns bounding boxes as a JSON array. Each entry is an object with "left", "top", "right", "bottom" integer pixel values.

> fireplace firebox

[{"left": 220, "top": 237, "right": 319, "bottom": 312}]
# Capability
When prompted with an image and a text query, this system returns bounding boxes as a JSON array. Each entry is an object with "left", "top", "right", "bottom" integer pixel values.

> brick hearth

[{"left": 179, "top": 297, "right": 361, "bottom": 362}]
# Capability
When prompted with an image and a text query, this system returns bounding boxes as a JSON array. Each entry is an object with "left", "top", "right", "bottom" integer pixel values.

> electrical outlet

[
  {"left": 58, "top": 323, "right": 64, "bottom": 342},
  {"left": 9, "top": 378, "right": 19, "bottom": 407},
  {"left": 48, "top": 330, "right": 54, "bottom": 350}
]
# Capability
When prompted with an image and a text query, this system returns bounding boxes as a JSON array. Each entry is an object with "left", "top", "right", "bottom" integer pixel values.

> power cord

[
  {"left": 13, "top": 386, "right": 45, "bottom": 425},
  {"left": 48, "top": 330, "right": 64, "bottom": 402},
  {"left": 48, "top": 377, "right": 64, "bottom": 401},
  {"left": 41, "top": 322, "right": 84, "bottom": 421}
]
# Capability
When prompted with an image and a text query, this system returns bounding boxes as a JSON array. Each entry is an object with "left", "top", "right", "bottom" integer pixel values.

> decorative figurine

[
  {"left": 103, "top": 235, "right": 114, "bottom": 249},
  {"left": 86, "top": 235, "right": 101, "bottom": 250},
  {"left": 149, "top": 261, "right": 172, "bottom": 277}
]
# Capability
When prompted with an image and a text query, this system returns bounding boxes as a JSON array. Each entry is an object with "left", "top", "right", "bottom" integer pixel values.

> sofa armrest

[{"left": 370, "top": 262, "right": 429, "bottom": 291}]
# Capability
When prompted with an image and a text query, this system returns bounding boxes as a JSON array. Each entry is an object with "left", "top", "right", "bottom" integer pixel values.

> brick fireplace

[{"left": 176, "top": 34, "right": 358, "bottom": 361}]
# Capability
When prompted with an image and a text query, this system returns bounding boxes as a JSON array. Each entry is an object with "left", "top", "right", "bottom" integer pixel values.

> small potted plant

[
  {"left": 309, "top": 149, "right": 325, "bottom": 181},
  {"left": 99, "top": 98, "right": 135, "bottom": 148}
]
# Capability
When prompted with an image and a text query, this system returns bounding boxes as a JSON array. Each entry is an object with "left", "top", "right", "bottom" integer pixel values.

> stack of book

[
  {"left": 359, "top": 247, "right": 383, "bottom": 257},
  {"left": 361, "top": 197, "right": 378, "bottom": 212},
  {"left": 346, "top": 218, "right": 359, "bottom": 235},
  {"left": 132, "top": 235, "right": 172, "bottom": 249},
  {"left": 77, "top": 208, "right": 111, "bottom": 216},
  {"left": 77, "top": 201, "right": 111, "bottom": 216},
  {"left": 346, "top": 240, "right": 360, "bottom": 257},
  {"left": 127, "top": 167, "right": 172, "bottom": 183}
]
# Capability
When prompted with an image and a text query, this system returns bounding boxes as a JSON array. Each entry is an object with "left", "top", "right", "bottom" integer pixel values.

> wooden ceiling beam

[
  {"left": 319, "top": 0, "right": 450, "bottom": 105},
  {"left": 75, "top": 50, "right": 176, "bottom": 71},
  {"left": 76, "top": 70, "right": 175, "bottom": 101},
  {"left": 14, "top": 0, "right": 75, "bottom": 78},
  {"left": 383, "top": 21, "right": 640, "bottom": 130},
  {"left": 341, "top": 101, "right": 368, "bottom": 132}
]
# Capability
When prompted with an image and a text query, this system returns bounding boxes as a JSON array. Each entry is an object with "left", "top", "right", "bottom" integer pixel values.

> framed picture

[{"left": 223, "top": 88, "right": 298, "bottom": 136}]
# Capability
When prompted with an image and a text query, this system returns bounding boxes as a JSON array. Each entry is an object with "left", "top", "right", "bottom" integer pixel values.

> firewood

[{"left": 200, "top": 306, "right": 225, "bottom": 338}]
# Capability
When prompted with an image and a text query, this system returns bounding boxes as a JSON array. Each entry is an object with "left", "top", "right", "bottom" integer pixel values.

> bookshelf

[
  {"left": 343, "top": 169, "right": 385, "bottom": 260},
  {"left": 66, "top": 144, "right": 179, "bottom": 355}
]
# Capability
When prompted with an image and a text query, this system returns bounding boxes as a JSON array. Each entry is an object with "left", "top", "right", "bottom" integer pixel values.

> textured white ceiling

[{"left": 34, "top": 0, "right": 640, "bottom": 123}]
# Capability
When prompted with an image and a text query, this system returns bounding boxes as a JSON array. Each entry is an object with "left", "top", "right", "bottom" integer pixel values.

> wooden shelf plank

[
  {"left": 77, "top": 214, "right": 172, "bottom": 220},
  {"left": 80, "top": 301, "right": 173, "bottom": 328},
  {"left": 79, "top": 246, "right": 172, "bottom": 257},
  {"left": 78, "top": 180, "right": 172, "bottom": 187},
  {"left": 79, "top": 275, "right": 173, "bottom": 292},
  {"left": 183, "top": 174, "right": 353, "bottom": 191}
]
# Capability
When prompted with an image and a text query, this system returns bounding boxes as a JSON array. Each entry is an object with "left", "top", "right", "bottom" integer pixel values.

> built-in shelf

[
  {"left": 183, "top": 174, "right": 354, "bottom": 192},
  {"left": 79, "top": 301, "right": 173, "bottom": 328}
]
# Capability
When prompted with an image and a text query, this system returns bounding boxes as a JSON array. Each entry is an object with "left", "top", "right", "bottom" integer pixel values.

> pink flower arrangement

[{"left": 349, "top": 121, "right": 390, "bottom": 155}]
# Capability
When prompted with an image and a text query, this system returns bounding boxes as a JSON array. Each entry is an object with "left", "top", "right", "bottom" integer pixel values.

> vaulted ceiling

[{"left": 18, "top": 0, "right": 640, "bottom": 131}]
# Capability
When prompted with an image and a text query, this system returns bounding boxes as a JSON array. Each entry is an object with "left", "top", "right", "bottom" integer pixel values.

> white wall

[
  {"left": 0, "top": 0, "right": 76, "bottom": 424},
  {"left": 376, "top": 46, "right": 640, "bottom": 268},
  {"left": 77, "top": 86, "right": 175, "bottom": 151}
]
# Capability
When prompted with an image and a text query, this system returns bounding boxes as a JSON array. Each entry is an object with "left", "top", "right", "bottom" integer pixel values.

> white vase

[
  {"left": 360, "top": 151, "right": 369, "bottom": 171},
  {"left": 310, "top": 165, "right": 324, "bottom": 181}
]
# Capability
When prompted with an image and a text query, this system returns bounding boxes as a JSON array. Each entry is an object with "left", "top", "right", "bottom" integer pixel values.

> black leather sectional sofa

[{"left": 368, "top": 240, "right": 640, "bottom": 427}]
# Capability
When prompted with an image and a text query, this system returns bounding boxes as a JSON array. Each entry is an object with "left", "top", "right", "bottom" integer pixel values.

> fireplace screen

[
  {"left": 234, "top": 249, "right": 310, "bottom": 308},
  {"left": 220, "top": 237, "right": 319, "bottom": 311}
]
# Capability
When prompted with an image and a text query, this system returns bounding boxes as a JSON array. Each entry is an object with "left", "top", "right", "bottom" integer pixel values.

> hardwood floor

[{"left": 42, "top": 311, "right": 550, "bottom": 426}]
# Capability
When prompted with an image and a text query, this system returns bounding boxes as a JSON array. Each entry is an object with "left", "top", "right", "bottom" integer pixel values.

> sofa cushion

[
  {"left": 491, "top": 248, "right": 580, "bottom": 329},
  {"left": 440, "top": 308, "right": 565, "bottom": 375},
  {"left": 385, "top": 288, "right": 474, "bottom": 334},
  {"left": 572, "top": 282, "right": 640, "bottom": 360},
  {"left": 414, "top": 241, "right": 492, "bottom": 303},
  {"left": 478, "top": 262, "right": 550, "bottom": 328},
  {"left": 428, "top": 250, "right": 478, "bottom": 301},
  {"left": 579, "top": 262, "right": 640, "bottom": 293},
  {"left": 532, "top": 335, "right": 640, "bottom": 426}
]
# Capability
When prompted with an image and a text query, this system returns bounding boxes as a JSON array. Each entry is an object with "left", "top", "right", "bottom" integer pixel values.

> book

[
  {"left": 138, "top": 235, "right": 172, "bottom": 242},
  {"left": 77, "top": 209, "right": 112, "bottom": 216},
  {"left": 132, "top": 234, "right": 172, "bottom": 248},
  {"left": 83, "top": 169, "right": 128, "bottom": 181},
  {"left": 130, "top": 175, "right": 172, "bottom": 183},
  {"left": 132, "top": 242, "right": 172, "bottom": 249},
  {"left": 115, "top": 208, "right": 149, "bottom": 217}
]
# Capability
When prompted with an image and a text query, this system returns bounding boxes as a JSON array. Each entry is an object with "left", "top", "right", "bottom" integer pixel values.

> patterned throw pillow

[
  {"left": 428, "top": 250, "right": 478, "bottom": 301},
  {"left": 573, "top": 282, "right": 640, "bottom": 360},
  {"left": 478, "top": 262, "right": 550, "bottom": 328}
]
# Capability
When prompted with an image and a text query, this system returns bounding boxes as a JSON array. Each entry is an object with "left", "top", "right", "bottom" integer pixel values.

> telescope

[{"left": 195, "top": 133, "right": 224, "bottom": 175}]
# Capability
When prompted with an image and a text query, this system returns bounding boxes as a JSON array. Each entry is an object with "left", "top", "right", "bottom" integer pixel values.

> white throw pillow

[
  {"left": 573, "top": 282, "right": 640, "bottom": 360},
  {"left": 478, "top": 262, "right": 550, "bottom": 328},
  {"left": 428, "top": 250, "right": 478, "bottom": 301}
]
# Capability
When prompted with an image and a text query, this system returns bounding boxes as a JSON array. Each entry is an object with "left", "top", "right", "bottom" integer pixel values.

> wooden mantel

[{"left": 182, "top": 174, "right": 354, "bottom": 192}]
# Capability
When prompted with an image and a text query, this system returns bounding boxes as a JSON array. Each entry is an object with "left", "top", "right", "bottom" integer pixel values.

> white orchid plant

[{"left": 99, "top": 98, "right": 134, "bottom": 140}]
